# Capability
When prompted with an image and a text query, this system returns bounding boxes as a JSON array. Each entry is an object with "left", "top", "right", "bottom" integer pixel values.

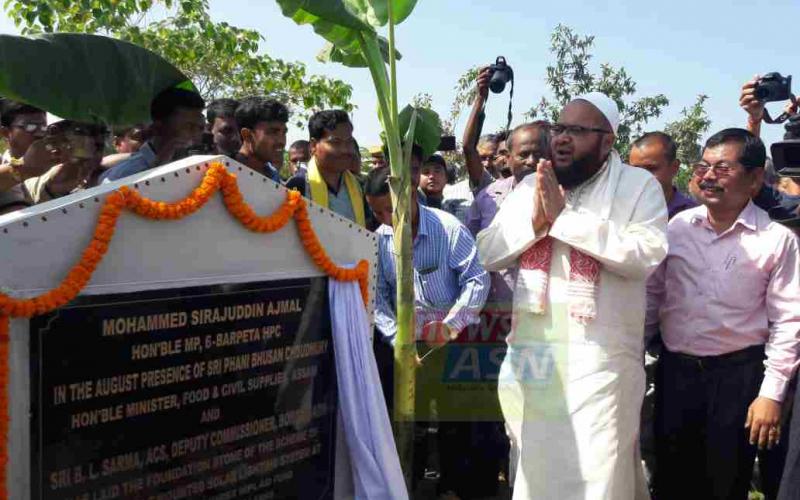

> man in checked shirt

[
  {"left": 647, "top": 128, "right": 800, "bottom": 500},
  {"left": 366, "top": 150, "right": 490, "bottom": 500}
]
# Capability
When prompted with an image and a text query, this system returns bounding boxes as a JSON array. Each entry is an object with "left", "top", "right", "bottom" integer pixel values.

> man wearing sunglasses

[
  {"left": 648, "top": 128, "right": 800, "bottom": 499},
  {"left": 0, "top": 99, "right": 58, "bottom": 213},
  {"left": 22, "top": 119, "right": 110, "bottom": 203},
  {"left": 477, "top": 92, "right": 668, "bottom": 498}
]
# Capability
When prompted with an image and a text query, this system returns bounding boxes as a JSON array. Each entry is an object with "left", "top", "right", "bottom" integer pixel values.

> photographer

[
  {"left": 739, "top": 76, "right": 800, "bottom": 223},
  {"left": 22, "top": 119, "right": 109, "bottom": 202},
  {"left": 0, "top": 99, "right": 60, "bottom": 213},
  {"left": 444, "top": 67, "right": 501, "bottom": 224}
]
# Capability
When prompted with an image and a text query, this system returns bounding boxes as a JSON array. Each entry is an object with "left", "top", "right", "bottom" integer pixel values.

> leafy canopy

[{"left": 526, "top": 24, "right": 669, "bottom": 157}]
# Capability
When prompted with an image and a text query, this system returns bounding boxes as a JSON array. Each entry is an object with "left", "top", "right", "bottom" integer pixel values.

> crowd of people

[{"left": 1, "top": 65, "right": 800, "bottom": 500}]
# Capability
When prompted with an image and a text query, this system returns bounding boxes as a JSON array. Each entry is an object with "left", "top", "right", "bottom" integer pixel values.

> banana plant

[{"left": 275, "top": 0, "right": 442, "bottom": 489}]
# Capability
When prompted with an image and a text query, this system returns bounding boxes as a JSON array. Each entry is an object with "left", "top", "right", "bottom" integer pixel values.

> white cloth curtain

[{"left": 329, "top": 278, "right": 408, "bottom": 500}]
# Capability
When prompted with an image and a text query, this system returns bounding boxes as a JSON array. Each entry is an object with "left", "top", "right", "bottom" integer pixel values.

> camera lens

[{"left": 489, "top": 71, "right": 507, "bottom": 94}]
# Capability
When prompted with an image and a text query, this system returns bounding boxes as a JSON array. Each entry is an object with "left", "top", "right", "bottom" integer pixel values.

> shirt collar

[
  {"left": 377, "top": 203, "right": 430, "bottom": 239},
  {"left": 691, "top": 200, "right": 759, "bottom": 233},
  {"left": 491, "top": 175, "right": 515, "bottom": 194}
]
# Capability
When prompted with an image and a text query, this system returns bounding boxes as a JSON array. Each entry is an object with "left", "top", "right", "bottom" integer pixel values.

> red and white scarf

[{"left": 518, "top": 236, "right": 601, "bottom": 324}]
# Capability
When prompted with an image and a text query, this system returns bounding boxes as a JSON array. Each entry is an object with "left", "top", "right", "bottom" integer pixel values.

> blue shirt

[
  {"left": 99, "top": 142, "right": 157, "bottom": 183},
  {"left": 374, "top": 204, "right": 490, "bottom": 344}
]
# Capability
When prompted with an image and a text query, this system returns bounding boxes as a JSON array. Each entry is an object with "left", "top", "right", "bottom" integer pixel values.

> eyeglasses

[
  {"left": 691, "top": 162, "right": 737, "bottom": 178},
  {"left": 11, "top": 122, "right": 47, "bottom": 134},
  {"left": 549, "top": 124, "right": 611, "bottom": 137}
]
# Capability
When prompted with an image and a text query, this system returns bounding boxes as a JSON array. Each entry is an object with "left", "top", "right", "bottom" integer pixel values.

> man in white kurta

[{"left": 477, "top": 93, "right": 668, "bottom": 500}]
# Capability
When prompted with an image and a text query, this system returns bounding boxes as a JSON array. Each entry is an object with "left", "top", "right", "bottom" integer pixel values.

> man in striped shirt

[{"left": 366, "top": 159, "right": 490, "bottom": 499}]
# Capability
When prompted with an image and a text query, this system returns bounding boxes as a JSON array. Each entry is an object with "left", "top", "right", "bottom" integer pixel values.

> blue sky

[{"left": 2, "top": 0, "right": 798, "bottom": 149}]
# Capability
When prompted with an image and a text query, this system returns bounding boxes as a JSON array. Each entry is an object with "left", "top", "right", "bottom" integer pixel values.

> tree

[
  {"left": 3, "top": 0, "right": 353, "bottom": 127},
  {"left": 664, "top": 95, "right": 711, "bottom": 193},
  {"left": 527, "top": 24, "right": 669, "bottom": 157},
  {"left": 411, "top": 92, "right": 434, "bottom": 112}
]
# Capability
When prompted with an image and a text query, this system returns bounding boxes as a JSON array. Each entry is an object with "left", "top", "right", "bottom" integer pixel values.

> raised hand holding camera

[{"left": 740, "top": 75, "right": 766, "bottom": 124}]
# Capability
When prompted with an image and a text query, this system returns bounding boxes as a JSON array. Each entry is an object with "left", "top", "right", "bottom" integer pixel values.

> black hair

[
  {"left": 308, "top": 110, "right": 351, "bottom": 140},
  {"left": 494, "top": 130, "right": 509, "bottom": 142},
  {"left": 234, "top": 96, "right": 289, "bottom": 130},
  {"left": 290, "top": 139, "right": 310, "bottom": 151},
  {"left": 206, "top": 98, "right": 239, "bottom": 125},
  {"left": 0, "top": 99, "right": 44, "bottom": 127},
  {"left": 365, "top": 166, "right": 391, "bottom": 197},
  {"left": 150, "top": 87, "right": 205, "bottom": 122},
  {"left": 424, "top": 154, "right": 447, "bottom": 170},
  {"left": 505, "top": 121, "right": 549, "bottom": 153},
  {"left": 703, "top": 128, "right": 766, "bottom": 170},
  {"left": 632, "top": 131, "right": 678, "bottom": 163},
  {"left": 112, "top": 123, "right": 147, "bottom": 137}
]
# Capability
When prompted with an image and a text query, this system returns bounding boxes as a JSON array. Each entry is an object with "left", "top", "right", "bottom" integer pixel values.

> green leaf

[
  {"left": 276, "top": 0, "right": 408, "bottom": 67},
  {"left": 275, "top": 0, "right": 374, "bottom": 36},
  {"left": 317, "top": 36, "right": 399, "bottom": 67},
  {"left": 397, "top": 104, "right": 442, "bottom": 159},
  {"left": 0, "top": 33, "right": 194, "bottom": 125},
  {"left": 364, "top": 0, "right": 420, "bottom": 26},
  {"left": 276, "top": 0, "right": 418, "bottom": 30}
]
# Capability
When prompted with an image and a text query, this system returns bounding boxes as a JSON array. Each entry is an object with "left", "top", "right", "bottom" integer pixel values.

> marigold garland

[{"left": 0, "top": 161, "right": 370, "bottom": 498}]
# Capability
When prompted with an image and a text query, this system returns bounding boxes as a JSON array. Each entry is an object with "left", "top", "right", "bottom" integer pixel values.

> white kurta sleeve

[
  {"left": 549, "top": 175, "right": 668, "bottom": 280},
  {"left": 476, "top": 177, "right": 548, "bottom": 272}
]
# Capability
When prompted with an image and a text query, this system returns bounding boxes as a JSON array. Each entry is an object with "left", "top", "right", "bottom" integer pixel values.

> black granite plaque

[{"left": 30, "top": 278, "right": 336, "bottom": 500}]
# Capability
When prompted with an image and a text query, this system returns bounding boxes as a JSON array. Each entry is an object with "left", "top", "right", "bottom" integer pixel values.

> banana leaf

[
  {"left": 318, "top": 38, "right": 401, "bottom": 68},
  {"left": 277, "top": 0, "right": 418, "bottom": 31},
  {"left": 379, "top": 105, "right": 443, "bottom": 159},
  {"left": 277, "top": 0, "right": 411, "bottom": 65},
  {"left": 397, "top": 105, "right": 442, "bottom": 158},
  {"left": 0, "top": 33, "right": 195, "bottom": 126}
]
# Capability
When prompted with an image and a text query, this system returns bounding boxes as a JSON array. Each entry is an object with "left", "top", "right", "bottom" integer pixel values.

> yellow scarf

[{"left": 307, "top": 157, "right": 366, "bottom": 227}]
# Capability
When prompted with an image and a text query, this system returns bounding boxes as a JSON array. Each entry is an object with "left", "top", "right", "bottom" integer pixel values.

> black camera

[
  {"left": 489, "top": 56, "right": 514, "bottom": 94},
  {"left": 437, "top": 135, "right": 456, "bottom": 152},
  {"left": 754, "top": 72, "right": 792, "bottom": 103},
  {"left": 771, "top": 114, "right": 800, "bottom": 178}
]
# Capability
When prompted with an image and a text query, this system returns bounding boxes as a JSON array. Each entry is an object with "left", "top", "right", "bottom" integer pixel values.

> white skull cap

[{"left": 573, "top": 91, "right": 620, "bottom": 135}]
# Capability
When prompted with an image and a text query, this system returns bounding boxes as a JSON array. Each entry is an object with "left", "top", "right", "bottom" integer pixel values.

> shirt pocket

[
  {"left": 417, "top": 266, "right": 455, "bottom": 312},
  {"left": 713, "top": 250, "right": 767, "bottom": 309}
]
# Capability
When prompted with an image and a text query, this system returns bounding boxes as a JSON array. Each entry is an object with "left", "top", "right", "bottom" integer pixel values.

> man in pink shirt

[{"left": 647, "top": 128, "right": 800, "bottom": 500}]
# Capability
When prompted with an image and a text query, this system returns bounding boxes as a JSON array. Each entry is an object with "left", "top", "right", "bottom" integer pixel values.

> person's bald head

[{"left": 549, "top": 99, "right": 616, "bottom": 188}]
